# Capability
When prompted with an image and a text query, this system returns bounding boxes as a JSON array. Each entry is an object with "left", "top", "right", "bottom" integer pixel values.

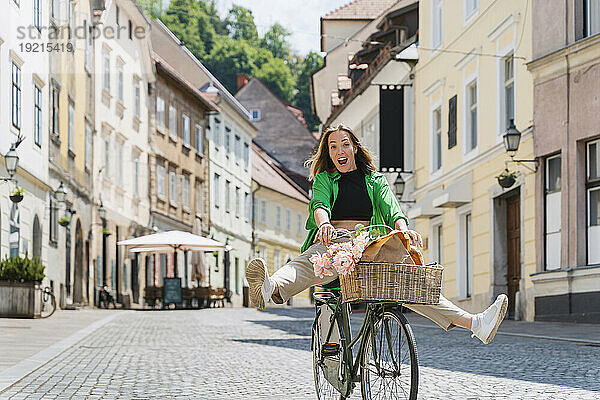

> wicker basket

[{"left": 339, "top": 262, "right": 443, "bottom": 305}]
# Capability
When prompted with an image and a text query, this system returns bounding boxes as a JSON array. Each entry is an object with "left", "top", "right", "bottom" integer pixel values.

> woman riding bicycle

[{"left": 246, "top": 124, "right": 507, "bottom": 344}]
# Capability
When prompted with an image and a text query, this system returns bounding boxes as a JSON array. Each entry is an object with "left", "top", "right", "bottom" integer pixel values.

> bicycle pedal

[{"left": 321, "top": 342, "right": 340, "bottom": 356}]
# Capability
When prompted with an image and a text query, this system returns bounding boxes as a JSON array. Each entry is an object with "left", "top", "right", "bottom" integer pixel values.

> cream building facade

[
  {"left": 92, "top": 0, "right": 155, "bottom": 306},
  {"left": 411, "top": 0, "right": 535, "bottom": 320},
  {"left": 251, "top": 144, "right": 310, "bottom": 306}
]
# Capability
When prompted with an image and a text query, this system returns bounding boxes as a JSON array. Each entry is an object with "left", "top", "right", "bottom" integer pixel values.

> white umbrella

[{"left": 117, "top": 230, "right": 231, "bottom": 253}]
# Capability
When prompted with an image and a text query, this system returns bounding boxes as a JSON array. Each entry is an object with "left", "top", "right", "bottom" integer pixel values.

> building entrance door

[{"left": 506, "top": 193, "right": 521, "bottom": 318}]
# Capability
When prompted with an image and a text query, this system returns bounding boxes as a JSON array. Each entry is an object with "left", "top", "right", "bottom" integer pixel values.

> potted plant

[
  {"left": 58, "top": 215, "right": 71, "bottom": 227},
  {"left": 0, "top": 254, "right": 45, "bottom": 318},
  {"left": 9, "top": 186, "right": 24, "bottom": 203},
  {"left": 102, "top": 227, "right": 112, "bottom": 237},
  {"left": 496, "top": 169, "right": 518, "bottom": 188}
]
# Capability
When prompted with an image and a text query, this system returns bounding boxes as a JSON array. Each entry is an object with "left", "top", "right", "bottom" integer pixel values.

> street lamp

[
  {"left": 394, "top": 173, "right": 415, "bottom": 204},
  {"left": 4, "top": 147, "right": 19, "bottom": 178},
  {"left": 90, "top": 0, "right": 105, "bottom": 25},
  {"left": 55, "top": 181, "right": 67, "bottom": 204},
  {"left": 98, "top": 201, "right": 107, "bottom": 220},
  {"left": 502, "top": 119, "right": 539, "bottom": 172}
]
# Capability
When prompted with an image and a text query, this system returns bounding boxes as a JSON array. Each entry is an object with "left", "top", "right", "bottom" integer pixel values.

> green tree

[
  {"left": 137, "top": 0, "right": 164, "bottom": 18},
  {"left": 205, "top": 37, "right": 258, "bottom": 93},
  {"left": 225, "top": 5, "right": 259, "bottom": 43},
  {"left": 293, "top": 51, "right": 324, "bottom": 130},
  {"left": 254, "top": 57, "right": 295, "bottom": 103},
  {"left": 259, "top": 23, "right": 291, "bottom": 60}
]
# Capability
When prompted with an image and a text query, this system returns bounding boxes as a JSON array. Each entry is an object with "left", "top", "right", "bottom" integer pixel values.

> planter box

[{"left": 0, "top": 281, "right": 42, "bottom": 318}]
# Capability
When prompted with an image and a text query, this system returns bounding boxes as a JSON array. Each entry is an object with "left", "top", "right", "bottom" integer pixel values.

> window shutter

[{"left": 448, "top": 95, "right": 457, "bottom": 149}]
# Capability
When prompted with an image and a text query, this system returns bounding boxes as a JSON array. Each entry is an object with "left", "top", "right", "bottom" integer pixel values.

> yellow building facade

[{"left": 411, "top": 0, "right": 536, "bottom": 320}]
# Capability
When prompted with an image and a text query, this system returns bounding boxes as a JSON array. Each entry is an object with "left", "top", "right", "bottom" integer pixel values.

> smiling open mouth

[{"left": 337, "top": 157, "right": 348, "bottom": 165}]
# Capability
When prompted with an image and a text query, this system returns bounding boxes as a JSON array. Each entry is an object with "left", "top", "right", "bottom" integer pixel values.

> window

[
  {"left": 9, "top": 204, "right": 20, "bottom": 258},
  {"left": 182, "top": 114, "right": 190, "bottom": 147},
  {"left": 466, "top": 81, "right": 478, "bottom": 152},
  {"left": 432, "top": 0, "right": 443, "bottom": 49},
  {"left": 448, "top": 95, "right": 457, "bottom": 149},
  {"left": 225, "top": 127, "right": 231, "bottom": 155},
  {"left": 49, "top": 197, "right": 58, "bottom": 244},
  {"left": 585, "top": 0, "right": 600, "bottom": 37},
  {"left": 235, "top": 135, "right": 241, "bottom": 162},
  {"left": 225, "top": 180, "right": 231, "bottom": 212},
  {"left": 156, "top": 97, "right": 165, "bottom": 129},
  {"left": 157, "top": 163, "right": 166, "bottom": 197},
  {"left": 243, "top": 142, "right": 250, "bottom": 169},
  {"left": 104, "top": 138, "right": 111, "bottom": 178},
  {"left": 52, "top": 85, "right": 60, "bottom": 135},
  {"left": 169, "top": 171, "right": 178, "bottom": 204},
  {"left": 297, "top": 214, "right": 302, "bottom": 235},
  {"left": 245, "top": 192, "right": 250, "bottom": 221},
  {"left": 169, "top": 104, "right": 177, "bottom": 140},
  {"left": 195, "top": 183, "right": 202, "bottom": 214},
  {"left": 214, "top": 174, "right": 220, "bottom": 207},
  {"left": 457, "top": 209, "right": 472, "bottom": 298},
  {"left": 12, "top": 63, "right": 21, "bottom": 130},
  {"left": 117, "top": 65, "right": 124, "bottom": 102},
  {"left": 464, "top": 0, "right": 478, "bottom": 20},
  {"left": 587, "top": 140, "right": 600, "bottom": 264},
  {"left": 432, "top": 107, "right": 442, "bottom": 172},
  {"left": 503, "top": 55, "right": 515, "bottom": 130},
  {"left": 103, "top": 53, "right": 110, "bottom": 92},
  {"left": 182, "top": 175, "right": 190, "bottom": 209},
  {"left": 195, "top": 124, "right": 203, "bottom": 153},
  {"left": 85, "top": 20, "right": 92, "bottom": 71},
  {"left": 52, "top": 0, "right": 60, "bottom": 19},
  {"left": 276, "top": 206, "right": 281, "bottom": 228},
  {"left": 214, "top": 118, "right": 221, "bottom": 146},
  {"left": 34, "top": 86, "right": 42, "bottom": 146},
  {"left": 85, "top": 124, "right": 92, "bottom": 171},
  {"left": 274, "top": 250, "right": 281, "bottom": 270},
  {"left": 286, "top": 209, "right": 291, "bottom": 231},
  {"left": 34, "top": 0, "right": 41, "bottom": 30},
  {"left": 545, "top": 154, "right": 561, "bottom": 270},
  {"left": 431, "top": 218, "right": 443, "bottom": 264},
  {"left": 133, "top": 157, "right": 140, "bottom": 197},
  {"left": 235, "top": 187, "right": 240, "bottom": 217},
  {"left": 261, "top": 200, "right": 267, "bottom": 223},
  {"left": 251, "top": 109, "right": 261, "bottom": 121},
  {"left": 116, "top": 141, "right": 123, "bottom": 185},
  {"left": 68, "top": 100, "right": 74, "bottom": 152},
  {"left": 134, "top": 80, "right": 141, "bottom": 118}
]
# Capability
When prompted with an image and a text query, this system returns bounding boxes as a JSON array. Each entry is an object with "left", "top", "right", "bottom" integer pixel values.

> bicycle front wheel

[
  {"left": 40, "top": 291, "right": 56, "bottom": 318},
  {"left": 360, "top": 309, "right": 418, "bottom": 400}
]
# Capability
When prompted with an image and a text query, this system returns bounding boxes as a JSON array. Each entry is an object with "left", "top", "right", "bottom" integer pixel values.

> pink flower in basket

[
  {"left": 310, "top": 252, "right": 334, "bottom": 278},
  {"left": 333, "top": 251, "right": 356, "bottom": 275}
]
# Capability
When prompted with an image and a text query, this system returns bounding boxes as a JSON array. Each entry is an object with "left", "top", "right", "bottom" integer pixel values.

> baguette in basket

[{"left": 360, "top": 230, "right": 425, "bottom": 266}]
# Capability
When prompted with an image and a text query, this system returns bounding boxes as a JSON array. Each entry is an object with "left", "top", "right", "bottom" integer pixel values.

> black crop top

[{"left": 331, "top": 169, "right": 373, "bottom": 220}]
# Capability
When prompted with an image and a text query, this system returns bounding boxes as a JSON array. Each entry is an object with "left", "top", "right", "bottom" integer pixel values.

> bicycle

[
  {"left": 312, "top": 228, "right": 419, "bottom": 400},
  {"left": 40, "top": 286, "right": 57, "bottom": 318}
]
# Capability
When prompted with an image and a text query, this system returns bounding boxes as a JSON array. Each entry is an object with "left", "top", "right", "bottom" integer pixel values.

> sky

[{"left": 213, "top": 0, "right": 352, "bottom": 56}]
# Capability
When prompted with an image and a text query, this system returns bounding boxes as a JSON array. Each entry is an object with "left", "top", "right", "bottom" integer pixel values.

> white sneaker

[
  {"left": 471, "top": 294, "right": 508, "bottom": 344},
  {"left": 245, "top": 258, "right": 274, "bottom": 309}
]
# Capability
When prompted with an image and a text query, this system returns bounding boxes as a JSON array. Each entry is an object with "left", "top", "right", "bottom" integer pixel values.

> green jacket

[{"left": 301, "top": 169, "right": 409, "bottom": 252}]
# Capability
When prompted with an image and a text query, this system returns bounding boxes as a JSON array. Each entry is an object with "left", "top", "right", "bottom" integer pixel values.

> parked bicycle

[
  {"left": 40, "top": 286, "right": 56, "bottom": 318},
  {"left": 98, "top": 286, "right": 117, "bottom": 309}
]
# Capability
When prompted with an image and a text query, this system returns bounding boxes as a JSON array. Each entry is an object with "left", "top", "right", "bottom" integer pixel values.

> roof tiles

[{"left": 322, "top": 0, "right": 397, "bottom": 20}]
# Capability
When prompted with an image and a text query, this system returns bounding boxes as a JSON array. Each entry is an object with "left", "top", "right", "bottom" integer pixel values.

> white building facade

[
  {"left": 0, "top": 0, "right": 51, "bottom": 278},
  {"left": 92, "top": 0, "right": 155, "bottom": 305}
]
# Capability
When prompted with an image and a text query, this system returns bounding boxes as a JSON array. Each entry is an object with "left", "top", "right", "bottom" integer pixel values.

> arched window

[{"left": 9, "top": 204, "right": 20, "bottom": 257}]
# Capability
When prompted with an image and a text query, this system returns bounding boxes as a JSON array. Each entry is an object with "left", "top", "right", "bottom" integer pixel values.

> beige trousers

[{"left": 271, "top": 232, "right": 470, "bottom": 331}]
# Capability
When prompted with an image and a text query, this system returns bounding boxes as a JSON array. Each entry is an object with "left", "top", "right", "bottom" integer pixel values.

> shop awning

[
  {"left": 406, "top": 188, "right": 443, "bottom": 219},
  {"left": 117, "top": 230, "right": 231, "bottom": 253}
]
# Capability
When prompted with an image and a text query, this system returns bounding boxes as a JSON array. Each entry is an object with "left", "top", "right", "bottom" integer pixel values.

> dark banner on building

[{"left": 379, "top": 86, "right": 404, "bottom": 171}]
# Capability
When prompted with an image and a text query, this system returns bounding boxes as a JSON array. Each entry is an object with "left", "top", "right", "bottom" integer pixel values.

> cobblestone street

[{"left": 1, "top": 307, "right": 599, "bottom": 399}]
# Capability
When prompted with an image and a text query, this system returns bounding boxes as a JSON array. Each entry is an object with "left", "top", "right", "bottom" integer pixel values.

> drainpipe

[{"left": 251, "top": 182, "right": 263, "bottom": 256}]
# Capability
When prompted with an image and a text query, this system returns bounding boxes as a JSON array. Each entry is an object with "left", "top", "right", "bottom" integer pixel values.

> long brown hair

[{"left": 305, "top": 124, "right": 377, "bottom": 181}]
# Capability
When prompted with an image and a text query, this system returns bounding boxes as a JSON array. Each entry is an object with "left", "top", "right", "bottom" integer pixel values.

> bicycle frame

[{"left": 314, "top": 291, "right": 401, "bottom": 397}]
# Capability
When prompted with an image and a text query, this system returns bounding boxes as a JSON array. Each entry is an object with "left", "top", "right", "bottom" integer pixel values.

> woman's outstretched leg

[
  {"left": 405, "top": 294, "right": 508, "bottom": 344},
  {"left": 245, "top": 242, "right": 338, "bottom": 308}
]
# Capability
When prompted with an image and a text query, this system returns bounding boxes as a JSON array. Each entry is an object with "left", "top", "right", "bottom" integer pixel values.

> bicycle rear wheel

[
  {"left": 360, "top": 309, "right": 418, "bottom": 400},
  {"left": 40, "top": 290, "right": 56, "bottom": 318}
]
